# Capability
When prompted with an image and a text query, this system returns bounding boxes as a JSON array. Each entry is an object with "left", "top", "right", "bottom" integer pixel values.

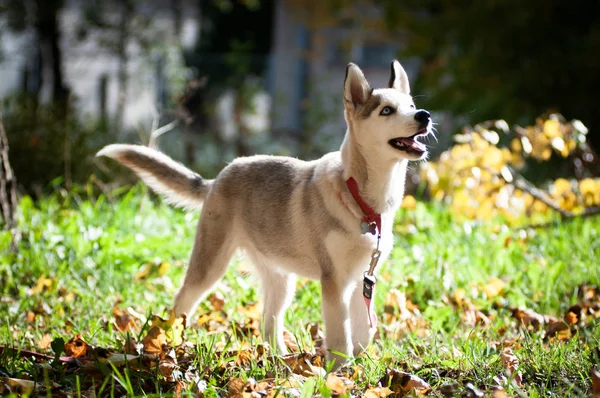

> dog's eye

[
  {"left": 410, "top": 105, "right": 415, "bottom": 109},
  {"left": 380, "top": 106, "right": 394, "bottom": 116}
]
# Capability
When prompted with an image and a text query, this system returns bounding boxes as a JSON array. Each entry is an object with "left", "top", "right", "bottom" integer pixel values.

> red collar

[{"left": 345, "top": 177, "right": 382, "bottom": 236}]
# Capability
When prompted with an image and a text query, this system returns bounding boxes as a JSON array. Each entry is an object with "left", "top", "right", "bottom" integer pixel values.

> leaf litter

[{"left": 3, "top": 274, "right": 600, "bottom": 395}]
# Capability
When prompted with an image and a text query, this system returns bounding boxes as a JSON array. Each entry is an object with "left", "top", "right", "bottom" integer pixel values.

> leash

[{"left": 345, "top": 177, "right": 381, "bottom": 329}]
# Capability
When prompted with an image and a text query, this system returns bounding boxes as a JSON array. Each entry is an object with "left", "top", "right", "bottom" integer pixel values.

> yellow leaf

[
  {"left": 579, "top": 178, "right": 596, "bottom": 195},
  {"left": 483, "top": 278, "right": 505, "bottom": 298},
  {"left": 31, "top": 275, "right": 53, "bottom": 295},
  {"left": 552, "top": 178, "right": 571, "bottom": 197},
  {"left": 38, "top": 334, "right": 53, "bottom": 350},
  {"left": 325, "top": 373, "right": 354, "bottom": 395},
  {"left": 134, "top": 263, "right": 152, "bottom": 281},
  {"left": 543, "top": 119, "right": 561, "bottom": 138},
  {"left": 150, "top": 310, "right": 186, "bottom": 347},
  {"left": 401, "top": 195, "right": 417, "bottom": 210}
]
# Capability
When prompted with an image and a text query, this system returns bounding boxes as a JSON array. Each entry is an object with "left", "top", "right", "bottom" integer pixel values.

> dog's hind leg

[
  {"left": 254, "top": 261, "right": 296, "bottom": 353},
  {"left": 173, "top": 212, "right": 235, "bottom": 320},
  {"left": 349, "top": 282, "right": 375, "bottom": 355}
]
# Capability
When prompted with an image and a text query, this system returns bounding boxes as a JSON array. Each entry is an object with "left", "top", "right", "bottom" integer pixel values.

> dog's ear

[
  {"left": 388, "top": 60, "right": 410, "bottom": 94},
  {"left": 344, "top": 63, "right": 371, "bottom": 108}
]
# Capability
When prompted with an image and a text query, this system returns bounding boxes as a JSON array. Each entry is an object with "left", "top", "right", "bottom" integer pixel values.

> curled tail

[{"left": 97, "top": 144, "right": 212, "bottom": 210}]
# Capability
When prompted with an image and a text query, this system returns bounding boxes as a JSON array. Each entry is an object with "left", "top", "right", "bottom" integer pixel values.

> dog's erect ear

[
  {"left": 388, "top": 60, "right": 410, "bottom": 94},
  {"left": 344, "top": 63, "right": 371, "bottom": 108}
]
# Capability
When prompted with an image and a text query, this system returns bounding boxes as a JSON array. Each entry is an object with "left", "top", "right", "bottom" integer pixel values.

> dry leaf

[
  {"left": 150, "top": 310, "right": 186, "bottom": 346},
  {"left": 0, "top": 377, "right": 37, "bottom": 395},
  {"left": 500, "top": 348, "right": 523, "bottom": 386},
  {"left": 64, "top": 334, "right": 91, "bottom": 358},
  {"left": 364, "top": 386, "right": 394, "bottom": 398},
  {"left": 591, "top": 367, "right": 600, "bottom": 396},
  {"left": 283, "top": 330, "right": 300, "bottom": 352},
  {"left": 134, "top": 263, "right": 152, "bottom": 281},
  {"left": 326, "top": 373, "right": 354, "bottom": 395},
  {"left": 491, "top": 388, "right": 508, "bottom": 398},
  {"left": 378, "top": 369, "right": 431, "bottom": 396},
  {"left": 228, "top": 377, "right": 246, "bottom": 397},
  {"left": 38, "top": 333, "right": 53, "bottom": 350},
  {"left": 26, "top": 311, "right": 36, "bottom": 323},
  {"left": 564, "top": 311, "right": 578, "bottom": 325},
  {"left": 31, "top": 275, "right": 53, "bottom": 295},
  {"left": 113, "top": 306, "right": 138, "bottom": 332},
  {"left": 209, "top": 292, "right": 225, "bottom": 312},
  {"left": 282, "top": 353, "right": 326, "bottom": 378},
  {"left": 483, "top": 277, "right": 506, "bottom": 298},
  {"left": 159, "top": 358, "right": 179, "bottom": 382},
  {"left": 142, "top": 326, "right": 167, "bottom": 355}
]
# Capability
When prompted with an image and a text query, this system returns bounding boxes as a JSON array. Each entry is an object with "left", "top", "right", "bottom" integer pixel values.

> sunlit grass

[{"left": 0, "top": 184, "right": 598, "bottom": 396}]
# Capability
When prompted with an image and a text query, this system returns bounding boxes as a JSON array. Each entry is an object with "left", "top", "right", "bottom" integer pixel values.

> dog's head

[{"left": 343, "top": 60, "right": 432, "bottom": 161}]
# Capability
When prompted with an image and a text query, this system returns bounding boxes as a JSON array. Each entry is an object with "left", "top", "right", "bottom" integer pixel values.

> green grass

[{"left": 1, "top": 184, "right": 599, "bottom": 397}]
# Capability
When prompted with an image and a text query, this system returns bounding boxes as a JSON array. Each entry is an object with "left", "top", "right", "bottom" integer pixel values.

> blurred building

[{"left": 0, "top": 0, "right": 442, "bottom": 157}]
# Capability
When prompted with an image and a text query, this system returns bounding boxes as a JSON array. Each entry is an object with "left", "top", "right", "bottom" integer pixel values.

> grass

[{"left": 0, "top": 184, "right": 599, "bottom": 397}]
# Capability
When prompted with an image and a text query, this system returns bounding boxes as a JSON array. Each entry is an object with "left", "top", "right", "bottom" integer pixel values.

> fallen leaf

[
  {"left": 0, "top": 377, "right": 37, "bottom": 394},
  {"left": 491, "top": 388, "right": 508, "bottom": 398},
  {"left": 228, "top": 377, "right": 246, "bottom": 397},
  {"left": 364, "top": 386, "right": 394, "bottom": 398},
  {"left": 378, "top": 369, "right": 431, "bottom": 396},
  {"left": 26, "top": 311, "right": 36, "bottom": 323},
  {"left": 500, "top": 348, "right": 522, "bottom": 386},
  {"left": 483, "top": 277, "right": 506, "bottom": 298},
  {"left": 157, "top": 261, "right": 171, "bottom": 276},
  {"left": 159, "top": 358, "right": 179, "bottom": 382},
  {"left": 150, "top": 310, "right": 186, "bottom": 346},
  {"left": 64, "top": 334, "right": 91, "bottom": 358},
  {"left": 326, "top": 373, "right": 354, "bottom": 395},
  {"left": 38, "top": 333, "right": 52, "bottom": 350},
  {"left": 282, "top": 353, "right": 326, "bottom": 378},
  {"left": 209, "top": 292, "right": 225, "bottom": 312},
  {"left": 284, "top": 330, "right": 300, "bottom": 352},
  {"left": 142, "top": 326, "right": 166, "bottom": 355},
  {"left": 591, "top": 367, "right": 600, "bottom": 396},
  {"left": 113, "top": 306, "right": 138, "bottom": 332},
  {"left": 124, "top": 336, "right": 141, "bottom": 355},
  {"left": 31, "top": 275, "right": 53, "bottom": 295},
  {"left": 565, "top": 311, "right": 578, "bottom": 325},
  {"left": 134, "top": 263, "right": 152, "bottom": 281}
]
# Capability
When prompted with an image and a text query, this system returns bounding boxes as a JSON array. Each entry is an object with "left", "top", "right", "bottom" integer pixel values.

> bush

[{"left": 421, "top": 113, "right": 600, "bottom": 223}]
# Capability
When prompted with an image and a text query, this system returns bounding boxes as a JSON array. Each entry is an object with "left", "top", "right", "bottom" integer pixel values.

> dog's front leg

[{"left": 321, "top": 275, "right": 353, "bottom": 368}]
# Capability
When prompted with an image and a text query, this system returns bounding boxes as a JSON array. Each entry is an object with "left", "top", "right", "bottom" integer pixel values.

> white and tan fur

[{"left": 97, "top": 60, "right": 432, "bottom": 366}]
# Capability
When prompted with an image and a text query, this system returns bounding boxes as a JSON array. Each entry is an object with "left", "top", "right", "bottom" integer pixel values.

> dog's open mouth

[{"left": 388, "top": 130, "right": 428, "bottom": 155}]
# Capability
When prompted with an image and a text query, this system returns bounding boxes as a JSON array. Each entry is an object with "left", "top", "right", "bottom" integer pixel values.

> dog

[{"left": 97, "top": 60, "right": 432, "bottom": 366}]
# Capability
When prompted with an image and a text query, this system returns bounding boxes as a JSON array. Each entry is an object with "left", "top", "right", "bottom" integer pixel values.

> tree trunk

[
  {"left": 0, "top": 115, "right": 18, "bottom": 230},
  {"left": 34, "top": 0, "right": 69, "bottom": 112}
]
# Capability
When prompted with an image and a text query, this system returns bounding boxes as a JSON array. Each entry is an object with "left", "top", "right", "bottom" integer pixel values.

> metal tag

[
  {"left": 363, "top": 274, "right": 376, "bottom": 299},
  {"left": 360, "top": 221, "right": 377, "bottom": 235}
]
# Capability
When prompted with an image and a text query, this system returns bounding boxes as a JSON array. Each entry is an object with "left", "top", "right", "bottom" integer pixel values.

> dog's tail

[{"left": 97, "top": 144, "right": 212, "bottom": 210}]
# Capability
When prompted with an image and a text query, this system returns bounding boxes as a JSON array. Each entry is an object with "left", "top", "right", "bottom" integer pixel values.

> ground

[{"left": 1, "top": 185, "right": 599, "bottom": 397}]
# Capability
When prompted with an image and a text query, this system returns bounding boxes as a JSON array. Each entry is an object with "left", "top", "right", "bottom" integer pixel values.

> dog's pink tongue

[{"left": 400, "top": 137, "right": 426, "bottom": 151}]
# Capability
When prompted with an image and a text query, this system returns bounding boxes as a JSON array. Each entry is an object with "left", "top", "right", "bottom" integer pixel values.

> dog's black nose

[{"left": 414, "top": 110, "right": 431, "bottom": 127}]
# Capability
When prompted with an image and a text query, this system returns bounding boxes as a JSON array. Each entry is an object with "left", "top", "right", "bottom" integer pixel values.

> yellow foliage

[{"left": 421, "top": 114, "right": 596, "bottom": 222}]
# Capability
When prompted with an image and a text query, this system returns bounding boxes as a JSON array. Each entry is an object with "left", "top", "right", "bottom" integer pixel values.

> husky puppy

[{"left": 97, "top": 60, "right": 431, "bottom": 366}]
